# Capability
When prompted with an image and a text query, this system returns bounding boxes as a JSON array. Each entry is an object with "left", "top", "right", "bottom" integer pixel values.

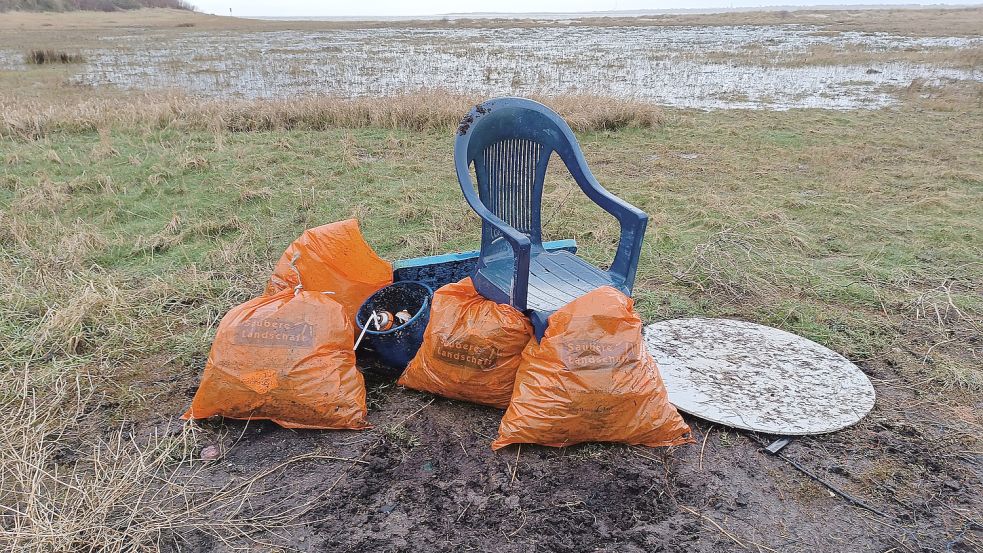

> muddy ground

[{"left": 142, "top": 353, "right": 982, "bottom": 553}]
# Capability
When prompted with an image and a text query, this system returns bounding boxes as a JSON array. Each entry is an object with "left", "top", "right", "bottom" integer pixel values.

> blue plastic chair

[{"left": 455, "top": 97, "right": 648, "bottom": 340}]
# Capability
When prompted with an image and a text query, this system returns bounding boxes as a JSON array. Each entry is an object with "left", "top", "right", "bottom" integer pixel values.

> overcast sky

[{"left": 189, "top": 1, "right": 980, "bottom": 17}]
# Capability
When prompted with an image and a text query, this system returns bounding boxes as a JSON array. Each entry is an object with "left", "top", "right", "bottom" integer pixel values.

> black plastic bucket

[{"left": 356, "top": 281, "right": 433, "bottom": 374}]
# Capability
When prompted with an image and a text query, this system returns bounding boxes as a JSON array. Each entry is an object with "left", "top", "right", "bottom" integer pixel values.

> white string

[{"left": 353, "top": 311, "right": 380, "bottom": 351}]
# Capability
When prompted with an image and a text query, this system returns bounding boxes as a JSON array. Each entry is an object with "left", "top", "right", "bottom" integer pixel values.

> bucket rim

[{"left": 355, "top": 280, "right": 433, "bottom": 336}]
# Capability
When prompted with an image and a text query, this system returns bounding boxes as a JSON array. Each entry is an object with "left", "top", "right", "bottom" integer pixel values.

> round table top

[{"left": 643, "top": 318, "right": 876, "bottom": 435}]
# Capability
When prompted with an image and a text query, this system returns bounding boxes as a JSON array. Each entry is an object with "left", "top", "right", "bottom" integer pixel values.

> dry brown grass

[
  {"left": 23, "top": 48, "right": 84, "bottom": 64},
  {"left": 627, "top": 7, "right": 983, "bottom": 37},
  {"left": 783, "top": 43, "right": 983, "bottom": 70},
  {"left": 0, "top": 90, "right": 665, "bottom": 139},
  {"left": 1, "top": 6, "right": 980, "bottom": 37},
  {"left": 0, "top": 367, "right": 332, "bottom": 552},
  {"left": 894, "top": 79, "right": 983, "bottom": 113},
  {"left": 0, "top": 214, "right": 303, "bottom": 551},
  {"left": 692, "top": 42, "right": 983, "bottom": 70},
  {"left": 0, "top": 8, "right": 221, "bottom": 30}
]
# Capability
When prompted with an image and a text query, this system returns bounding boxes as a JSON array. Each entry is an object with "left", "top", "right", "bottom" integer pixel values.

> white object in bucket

[
  {"left": 354, "top": 311, "right": 380, "bottom": 351},
  {"left": 394, "top": 310, "right": 412, "bottom": 325}
]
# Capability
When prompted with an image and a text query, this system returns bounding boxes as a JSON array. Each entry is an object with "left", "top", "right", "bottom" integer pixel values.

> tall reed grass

[
  {"left": 23, "top": 49, "right": 84, "bottom": 64},
  {"left": 0, "top": 91, "right": 665, "bottom": 139}
]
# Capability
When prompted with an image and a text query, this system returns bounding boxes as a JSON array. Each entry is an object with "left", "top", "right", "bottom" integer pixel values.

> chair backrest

[{"left": 455, "top": 98, "right": 576, "bottom": 255}]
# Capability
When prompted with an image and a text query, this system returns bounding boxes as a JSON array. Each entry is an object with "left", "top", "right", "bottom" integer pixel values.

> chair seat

[{"left": 477, "top": 250, "right": 624, "bottom": 313}]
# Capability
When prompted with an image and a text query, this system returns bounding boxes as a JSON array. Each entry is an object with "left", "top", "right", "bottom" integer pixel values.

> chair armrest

[
  {"left": 456, "top": 167, "right": 532, "bottom": 310},
  {"left": 564, "top": 153, "right": 648, "bottom": 291}
]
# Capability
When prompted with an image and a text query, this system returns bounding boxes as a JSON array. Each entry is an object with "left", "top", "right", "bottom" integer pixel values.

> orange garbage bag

[
  {"left": 183, "top": 289, "right": 369, "bottom": 430},
  {"left": 492, "top": 286, "right": 693, "bottom": 450},
  {"left": 265, "top": 219, "right": 392, "bottom": 322},
  {"left": 398, "top": 278, "right": 533, "bottom": 409}
]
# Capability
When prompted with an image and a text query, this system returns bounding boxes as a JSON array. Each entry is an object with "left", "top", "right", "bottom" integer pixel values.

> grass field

[{"left": 1, "top": 7, "right": 982, "bottom": 553}]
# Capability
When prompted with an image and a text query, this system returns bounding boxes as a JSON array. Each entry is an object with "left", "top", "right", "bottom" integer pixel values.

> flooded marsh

[{"left": 2, "top": 23, "right": 980, "bottom": 110}]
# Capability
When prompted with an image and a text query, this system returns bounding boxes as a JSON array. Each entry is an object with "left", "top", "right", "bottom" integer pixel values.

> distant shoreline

[
  {"left": 2, "top": 5, "right": 980, "bottom": 37},
  {"left": 243, "top": 3, "right": 983, "bottom": 21}
]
